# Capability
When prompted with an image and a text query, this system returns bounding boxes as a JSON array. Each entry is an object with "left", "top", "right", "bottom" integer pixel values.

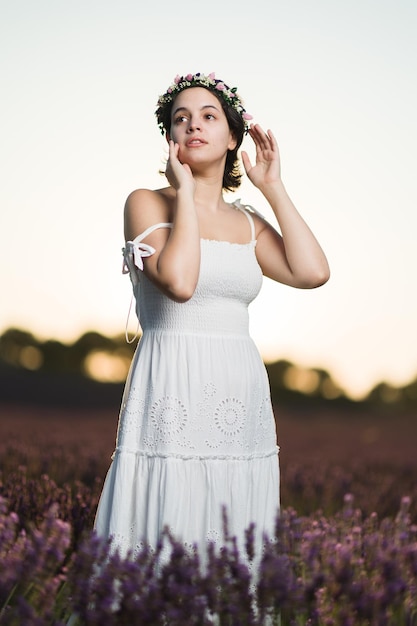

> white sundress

[{"left": 94, "top": 200, "right": 280, "bottom": 567}]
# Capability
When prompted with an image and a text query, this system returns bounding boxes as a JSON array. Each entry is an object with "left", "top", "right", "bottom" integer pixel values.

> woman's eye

[
  {"left": 206, "top": 114, "right": 215, "bottom": 120},
  {"left": 174, "top": 115, "right": 187, "bottom": 124}
]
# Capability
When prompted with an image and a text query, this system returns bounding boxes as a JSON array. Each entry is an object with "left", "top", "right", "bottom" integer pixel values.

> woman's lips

[{"left": 186, "top": 138, "right": 207, "bottom": 147}]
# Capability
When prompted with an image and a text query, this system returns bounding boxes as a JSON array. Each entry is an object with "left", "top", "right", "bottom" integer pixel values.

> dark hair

[{"left": 158, "top": 87, "right": 245, "bottom": 192}]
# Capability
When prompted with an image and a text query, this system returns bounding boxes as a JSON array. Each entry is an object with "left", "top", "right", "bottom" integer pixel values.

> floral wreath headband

[{"left": 155, "top": 72, "right": 253, "bottom": 135}]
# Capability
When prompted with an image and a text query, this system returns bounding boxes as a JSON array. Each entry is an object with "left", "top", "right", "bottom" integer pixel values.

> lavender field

[{"left": 1, "top": 403, "right": 417, "bottom": 625}]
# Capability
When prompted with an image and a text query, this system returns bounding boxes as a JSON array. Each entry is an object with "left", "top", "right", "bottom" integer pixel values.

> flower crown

[{"left": 155, "top": 72, "right": 253, "bottom": 135}]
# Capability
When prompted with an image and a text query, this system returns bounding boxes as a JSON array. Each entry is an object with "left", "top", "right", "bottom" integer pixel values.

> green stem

[{"left": 0, "top": 582, "right": 19, "bottom": 617}]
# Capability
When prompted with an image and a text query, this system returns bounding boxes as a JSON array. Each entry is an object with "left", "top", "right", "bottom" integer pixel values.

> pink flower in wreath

[
  {"left": 186, "top": 73, "right": 193, "bottom": 80},
  {"left": 208, "top": 72, "right": 215, "bottom": 80},
  {"left": 216, "top": 82, "right": 225, "bottom": 91},
  {"left": 243, "top": 112, "right": 253, "bottom": 120},
  {"left": 174, "top": 75, "right": 181, "bottom": 84}
]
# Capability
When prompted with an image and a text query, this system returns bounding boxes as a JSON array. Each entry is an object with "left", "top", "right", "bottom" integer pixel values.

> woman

[{"left": 94, "top": 72, "right": 330, "bottom": 566}]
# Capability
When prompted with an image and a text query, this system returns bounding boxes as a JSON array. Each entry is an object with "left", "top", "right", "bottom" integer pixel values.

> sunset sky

[{"left": 1, "top": 0, "right": 416, "bottom": 399}]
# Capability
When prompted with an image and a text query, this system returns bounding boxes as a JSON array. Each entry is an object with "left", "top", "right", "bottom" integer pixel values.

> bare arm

[
  {"left": 124, "top": 141, "right": 200, "bottom": 302},
  {"left": 241, "top": 125, "right": 330, "bottom": 289}
]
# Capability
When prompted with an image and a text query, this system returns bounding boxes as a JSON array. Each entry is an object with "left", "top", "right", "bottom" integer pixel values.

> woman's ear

[
  {"left": 166, "top": 132, "right": 172, "bottom": 144},
  {"left": 228, "top": 132, "right": 237, "bottom": 151}
]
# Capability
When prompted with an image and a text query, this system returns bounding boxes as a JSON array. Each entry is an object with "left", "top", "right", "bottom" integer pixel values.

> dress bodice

[
  {"left": 137, "top": 239, "right": 262, "bottom": 335},
  {"left": 122, "top": 201, "right": 264, "bottom": 337}
]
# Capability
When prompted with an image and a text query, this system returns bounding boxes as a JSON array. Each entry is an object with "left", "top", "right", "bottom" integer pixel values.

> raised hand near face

[
  {"left": 165, "top": 140, "right": 196, "bottom": 194},
  {"left": 241, "top": 124, "right": 282, "bottom": 190}
]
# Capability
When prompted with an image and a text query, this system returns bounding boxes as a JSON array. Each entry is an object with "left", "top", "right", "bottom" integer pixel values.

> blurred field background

[
  {"left": 1, "top": 327, "right": 417, "bottom": 622},
  {"left": 1, "top": 326, "right": 416, "bottom": 523}
]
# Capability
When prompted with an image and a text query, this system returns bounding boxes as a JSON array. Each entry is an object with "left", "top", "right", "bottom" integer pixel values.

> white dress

[{"left": 94, "top": 201, "right": 280, "bottom": 565}]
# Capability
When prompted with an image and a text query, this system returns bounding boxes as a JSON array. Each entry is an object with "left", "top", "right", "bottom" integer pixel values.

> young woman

[{"left": 94, "top": 72, "right": 330, "bottom": 566}]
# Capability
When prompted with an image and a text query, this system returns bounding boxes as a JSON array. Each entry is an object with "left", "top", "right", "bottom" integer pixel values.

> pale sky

[{"left": 1, "top": 0, "right": 416, "bottom": 399}]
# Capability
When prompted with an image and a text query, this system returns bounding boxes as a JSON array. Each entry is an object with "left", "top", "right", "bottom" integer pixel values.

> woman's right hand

[{"left": 165, "top": 140, "right": 196, "bottom": 194}]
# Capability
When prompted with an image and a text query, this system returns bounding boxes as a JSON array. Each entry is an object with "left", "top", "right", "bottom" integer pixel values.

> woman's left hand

[{"left": 241, "top": 124, "right": 281, "bottom": 190}]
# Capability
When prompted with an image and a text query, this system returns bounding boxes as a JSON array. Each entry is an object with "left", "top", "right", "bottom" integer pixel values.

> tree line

[{"left": 0, "top": 327, "right": 416, "bottom": 411}]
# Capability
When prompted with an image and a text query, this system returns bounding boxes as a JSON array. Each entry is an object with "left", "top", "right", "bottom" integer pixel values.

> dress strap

[
  {"left": 233, "top": 199, "right": 265, "bottom": 241},
  {"left": 133, "top": 222, "right": 173, "bottom": 244},
  {"left": 241, "top": 208, "right": 256, "bottom": 241},
  {"left": 122, "top": 222, "right": 173, "bottom": 343},
  {"left": 122, "top": 222, "right": 173, "bottom": 278}
]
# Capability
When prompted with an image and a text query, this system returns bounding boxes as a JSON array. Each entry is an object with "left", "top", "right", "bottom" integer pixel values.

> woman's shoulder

[
  {"left": 124, "top": 187, "right": 174, "bottom": 241},
  {"left": 125, "top": 187, "right": 174, "bottom": 211}
]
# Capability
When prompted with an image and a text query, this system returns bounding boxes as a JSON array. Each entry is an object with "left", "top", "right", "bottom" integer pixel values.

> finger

[
  {"left": 248, "top": 123, "right": 263, "bottom": 141},
  {"left": 248, "top": 127, "right": 264, "bottom": 153},
  {"left": 255, "top": 124, "right": 273, "bottom": 151},
  {"left": 249, "top": 124, "right": 270, "bottom": 152},
  {"left": 266, "top": 129, "right": 279, "bottom": 152},
  {"left": 182, "top": 163, "right": 193, "bottom": 176},
  {"left": 169, "top": 140, "right": 181, "bottom": 163},
  {"left": 241, "top": 150, "right": 252, "bottom": 173},
  {"left": 168, "top": 139, "right": 176, "bottom": 159}
]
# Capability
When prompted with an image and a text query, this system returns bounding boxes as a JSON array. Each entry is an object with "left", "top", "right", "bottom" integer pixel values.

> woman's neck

[{"left": 192, "top": 175, "right": 226, "bottom": 214}]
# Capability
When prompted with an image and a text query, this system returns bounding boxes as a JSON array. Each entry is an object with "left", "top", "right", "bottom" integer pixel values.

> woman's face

[{"left": 168, "top": 87, "right": 237, "bottom": 168}]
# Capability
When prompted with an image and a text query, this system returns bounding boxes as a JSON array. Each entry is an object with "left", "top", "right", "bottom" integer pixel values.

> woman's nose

[{"left": 188, "top": 120, "right": 201, "bottom": 132}]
